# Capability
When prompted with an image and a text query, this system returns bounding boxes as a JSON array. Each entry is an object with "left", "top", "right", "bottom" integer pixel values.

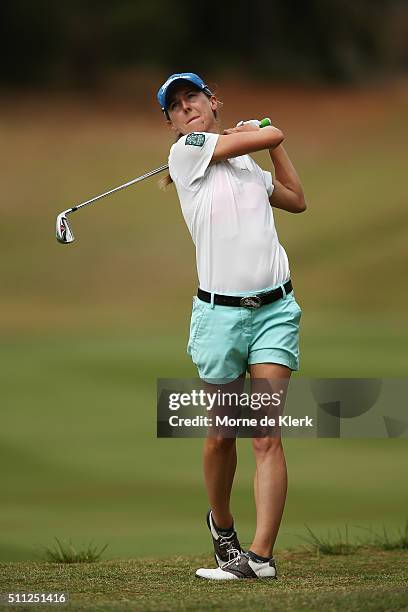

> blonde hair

[
  {"left": 158, "top": 132, "right": 182, "bottom": 190},
  {"left": 159, "top": 95, "right": 223, "bottom": 191},
  {"left": 158, "top": 173, "right": 174, "bottom": 190}
]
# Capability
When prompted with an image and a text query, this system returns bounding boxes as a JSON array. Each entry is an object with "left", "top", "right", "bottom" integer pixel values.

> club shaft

[{"left": 68, "top": 163, "right": 169, "bottom": 215}]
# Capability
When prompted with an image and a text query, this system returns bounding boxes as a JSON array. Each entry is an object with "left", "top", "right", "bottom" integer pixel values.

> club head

[{"left": 56, "top": 212, "right": 75, "bottom": 244}]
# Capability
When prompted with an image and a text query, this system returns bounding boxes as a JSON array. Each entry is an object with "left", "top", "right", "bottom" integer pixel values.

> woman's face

[{"left": 167, "top": 83, "right": 218, "bottom": 135}]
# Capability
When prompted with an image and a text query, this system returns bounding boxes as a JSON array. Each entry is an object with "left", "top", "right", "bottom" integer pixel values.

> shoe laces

[
  {"left": 222, "top": 551, "right": 247, "bottom": 568},
  {"left": 218, "top": 533, "right": 240, "bottom": 561}
]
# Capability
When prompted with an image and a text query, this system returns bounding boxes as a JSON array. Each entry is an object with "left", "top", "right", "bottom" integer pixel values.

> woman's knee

[
  {"left": 205, "top": 437, "right": 236, "bottom": 454},
  {"left": 252, "top": 436, "right": 283, "bottom": 457}
]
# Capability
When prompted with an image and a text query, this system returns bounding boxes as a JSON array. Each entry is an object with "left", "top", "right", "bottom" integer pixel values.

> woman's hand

[
  {"left": 223, "top": 122, "right": 260, "bottom": 135},
  {"left": 212, "top": 116, "right": 283, "bottom": 162}
]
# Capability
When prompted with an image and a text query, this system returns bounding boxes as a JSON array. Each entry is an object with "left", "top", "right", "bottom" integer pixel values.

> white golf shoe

[
  {"left": 195, "top": 551, "right": 277, "bottom": 580},
  {"left": 206, "top": 510, "right": 242, "bottom": 568}
]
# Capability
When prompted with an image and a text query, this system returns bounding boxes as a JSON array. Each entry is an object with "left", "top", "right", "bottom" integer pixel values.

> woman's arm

[
  {"left": 268, "top": 145, "right": 307, "bottom": 213},
  {"left": 211, "top": 124, "right": 284, "bottom": 162}
]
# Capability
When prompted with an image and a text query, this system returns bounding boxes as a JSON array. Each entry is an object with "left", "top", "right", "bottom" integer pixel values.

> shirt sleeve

[
  {"left": 246, "top": 156, "right": 275, "bottom": 198},
  {"left": 169, "top": 132, "right": 219, "bottom": 189},
  {"left": 262, "top": 170, "right": 275, "bottom": 198}
]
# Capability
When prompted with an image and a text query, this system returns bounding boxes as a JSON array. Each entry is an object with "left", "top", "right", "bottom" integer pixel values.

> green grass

[
  {"left": 293, "top": 521, "right": 408, "bottom": 556},
  {"left": 1, "top": 86, "right": 408, "bottom": 571},
  {"left": 296, "top": 524, "right": 355, "bottom": 555},
  {"left": 356, "top": 521, "right": 408, "bottom": 551},
  {"left": 0, "top": 549, "right": 407, "bottom": 611},
  {"left": 41, "top": 538, "right": 109, "bottom": 564},
  {"left": 1, "top": 331, "right": 407, "bottom": 562}
]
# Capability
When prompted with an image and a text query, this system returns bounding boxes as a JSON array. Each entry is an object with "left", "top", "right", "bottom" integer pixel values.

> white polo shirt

[{"left": 168, "top": 131, "right": 290, "bottom": 293}]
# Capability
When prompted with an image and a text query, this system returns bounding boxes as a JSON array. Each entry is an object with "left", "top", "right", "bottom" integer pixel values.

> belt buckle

[{"left": 240, "top": 295, "right": 262, "bottom": 309}]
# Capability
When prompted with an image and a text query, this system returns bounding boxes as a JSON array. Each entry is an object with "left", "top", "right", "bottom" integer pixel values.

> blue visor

[{"left": 157, "top": 72, "right": 212, "bottom": 113}]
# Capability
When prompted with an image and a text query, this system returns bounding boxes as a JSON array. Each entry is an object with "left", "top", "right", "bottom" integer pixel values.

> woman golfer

[{"left": 157, "top": 72, "right": 306, "bottom": 580}]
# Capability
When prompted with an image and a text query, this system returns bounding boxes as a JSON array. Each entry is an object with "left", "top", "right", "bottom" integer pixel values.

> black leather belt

[{"left": 197, "top": 280, "right": 293, "bottom": 309}]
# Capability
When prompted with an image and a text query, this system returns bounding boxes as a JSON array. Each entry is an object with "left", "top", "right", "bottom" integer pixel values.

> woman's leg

[
  {"left": 203, "top": 373, "right": 245, "bottom": 528},
  {"left": 203, "top": 437, "right": 237, "bottom": 528},
  {"left": 249, "top": 363, "right": 291, "bottom": 557}
]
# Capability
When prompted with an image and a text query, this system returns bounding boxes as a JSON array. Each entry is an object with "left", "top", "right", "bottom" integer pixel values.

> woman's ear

[
  {"left": 166, "top": 118, "right": 177, "bottom": 133},
  {"left": 170, "top": 124, "right": 180, "bottom": 135}
]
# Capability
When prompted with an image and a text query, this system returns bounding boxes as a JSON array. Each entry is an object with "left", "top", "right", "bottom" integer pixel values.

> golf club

[
  {"left": 56, "top": 163, "right": 169, "bottom": 244},
  {"left": 55, "top": 118, "right": 271, "bottom": 244}
]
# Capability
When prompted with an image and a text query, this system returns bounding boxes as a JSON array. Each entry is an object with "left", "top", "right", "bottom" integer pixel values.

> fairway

[
  {"left": 1, "top": 331, "right": 407, "bottom": 561},
  {"left": 1, "top": 82, "right": 407, "bottom": 572}
]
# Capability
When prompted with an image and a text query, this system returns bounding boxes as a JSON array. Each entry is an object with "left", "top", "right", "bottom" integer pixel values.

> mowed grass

[
  {"left": 0, "top": 332, "right": 407, "bottom": 562},
  {"left": 1, "top": 82, "right": 408, "bottom": 568},
  {"left": 1, "top": 550, "right": 407, "bottom": 611}
]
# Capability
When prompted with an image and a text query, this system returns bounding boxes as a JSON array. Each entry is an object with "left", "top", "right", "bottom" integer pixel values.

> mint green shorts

[{"left": 187, "top": 281, "right": 302, "bottom": 383}]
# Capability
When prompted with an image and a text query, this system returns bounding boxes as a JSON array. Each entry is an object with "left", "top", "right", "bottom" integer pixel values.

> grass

[
  {"left": 296, "top": 524, "right": 355, "bottom": 556},
  {"left": 37, "top": 522, "right": 408, "bottom": 566},
  {"left": 40, "top": 538, "right": 109, "bottom": 564},
  {"left": 1, "top": 85, "right": 408, "bottom": 570},
  {"left": 0, "top": 549, "right": 407, "bottom": 611},
  {"left": 292, "top": 521, "right": 408, "bottom": 558},
  {"left": 356, "top": 521, "right": 408, "bottom": 551},
  {"left": 0, "top": 331, "right": 407, "bottom": 562}
]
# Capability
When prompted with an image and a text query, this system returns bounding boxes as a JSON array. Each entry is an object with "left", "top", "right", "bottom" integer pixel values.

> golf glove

[{"left": 236, "top": 119, "right": 261, "bottom": 127}]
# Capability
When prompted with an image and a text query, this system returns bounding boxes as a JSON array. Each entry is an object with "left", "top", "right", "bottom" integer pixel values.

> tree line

[{"left": 1, "top": 0, "right": 406, "bottom": 88}]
